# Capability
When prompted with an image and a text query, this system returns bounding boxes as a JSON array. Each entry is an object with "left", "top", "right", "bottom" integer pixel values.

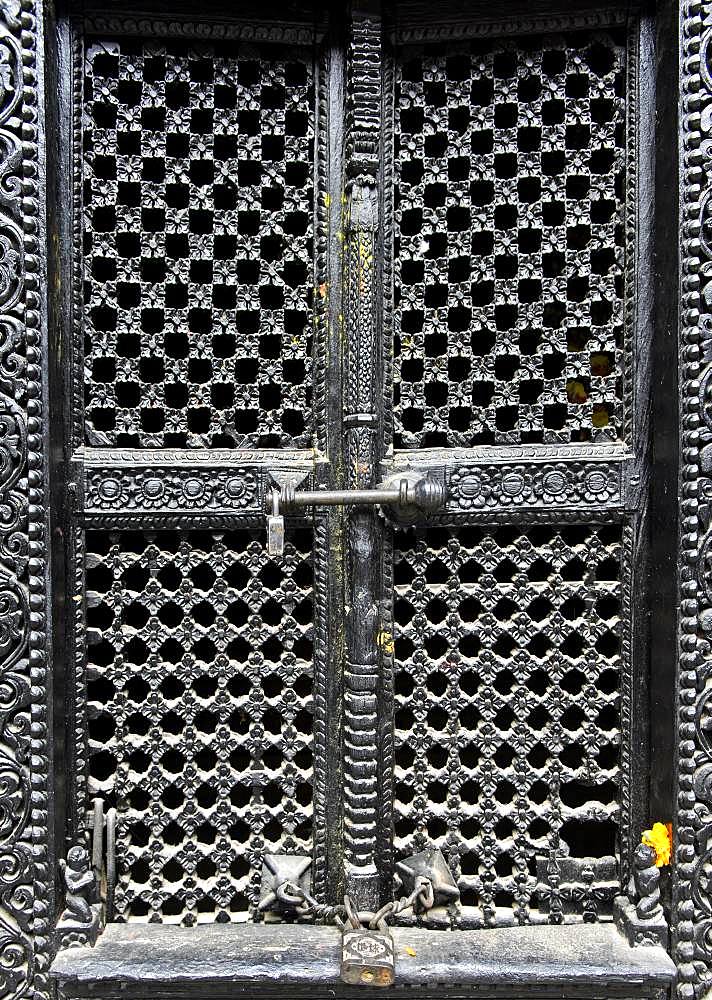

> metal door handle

[{"left": 266, "top": 472, "right": 446, "bottom": 556}]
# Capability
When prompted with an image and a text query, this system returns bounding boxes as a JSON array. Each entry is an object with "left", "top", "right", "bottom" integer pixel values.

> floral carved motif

[
  {"left": 84, "top": 468, "right": 260, "bottom": 515},
  {"left": 677, "top": 3, "right": 712, "bottom": 996},
  {"left": 0, "top": 2, "right": 49, "bottom": 999},
  {"left": 448, "top": 462, "right": 621, "bottom": 511}
]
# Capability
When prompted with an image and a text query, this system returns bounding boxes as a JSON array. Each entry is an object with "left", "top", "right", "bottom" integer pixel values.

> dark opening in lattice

[
  {"left": 85, "top": 529, "right": 314, "bottom": 924},
  {"left": 393, "top": 524, "right": 622, "bottom": 927},
  {"left": 394, "top": 30, "right": 627, "bottom": 448},
  {"left": 82, "top": 37, "right": 315, "bottom": 448}
]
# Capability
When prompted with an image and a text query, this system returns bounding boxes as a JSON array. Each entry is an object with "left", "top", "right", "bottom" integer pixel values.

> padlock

[
  {"left": 267, "top": 489, "right": 284, "bottom": 558},
  {"left": 340, "top": 927, "right": 395, "bottom": 987}
]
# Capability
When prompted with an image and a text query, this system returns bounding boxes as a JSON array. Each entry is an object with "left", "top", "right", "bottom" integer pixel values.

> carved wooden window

[
  {"left": 81, "top": 36, "right": 314, "bottom": 449},
  {"left": 64, "top": 0, "right": 651, "bottom": 937},
  {"left": 86, "top": 528, "right": 314, "bottom": 921},
  {"left": 393, "top": 524, "right": 623, "bottom": 923},
  {"left": 381, "top": 13, "right": 645, "bottom": 928}
]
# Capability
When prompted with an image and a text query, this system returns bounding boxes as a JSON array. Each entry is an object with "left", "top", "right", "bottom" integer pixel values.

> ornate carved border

[
  {"left": 83, "top": 15, "right": 315, "bottom": 44},
  {"left": 0, "top": 1, "right": 52, "bottom": 998},
  {"left": 385, "top": 445, "right": 632, "bottom": 521},
  {"left": 384, "top": 459, "right": 626, "bottom": 518},
  {"left": 78, "top": 455, "right": 313, "bottom": 522},
  {"left": 674, "top": 2, "right": 712, "bottom": 997},
  {"left": 391, "top": 6, "right": 628, "bottom": 42},
  {"left": 1, "top": 0, "right": 705, "bottom": 996},
  {"left": 71, "top": 13, "right": 328, "bottom": 455}
]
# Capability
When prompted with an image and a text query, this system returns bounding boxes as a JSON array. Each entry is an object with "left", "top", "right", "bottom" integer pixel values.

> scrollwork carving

[
  {"left": 676, "top": 3, "right": 712, "bottom": 996},
  {"left": 0, "top": 1, "right": 50, "bottom": 997},
  {"left": 0, "top": 226, "right": 22, "bottom": 311}
]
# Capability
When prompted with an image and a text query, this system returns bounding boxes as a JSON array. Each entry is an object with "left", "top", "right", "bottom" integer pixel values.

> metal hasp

[
  {"left": 280, "top": 472, "right": 446, "bottom": 521},
  {"left": 266, "top": 473, "right": 445, "bottom": 556},
  {"left": 266, "top": 489, "right": 286, "bottom": 557},
  {"left": 267, "top": 472, "right": 446, "bottom": 556}
]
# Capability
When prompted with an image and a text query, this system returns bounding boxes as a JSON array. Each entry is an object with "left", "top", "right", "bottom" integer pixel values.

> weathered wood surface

[{"left": 51, "top": 923, "right": 675, "bottom": 997}]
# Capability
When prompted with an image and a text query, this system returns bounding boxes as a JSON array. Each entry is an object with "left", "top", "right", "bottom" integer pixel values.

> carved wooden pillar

[{"left": 342, "top": 0, "right": 384, "bottom": 910}]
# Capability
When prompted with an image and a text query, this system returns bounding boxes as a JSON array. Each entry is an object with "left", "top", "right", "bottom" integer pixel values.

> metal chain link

[
  {"left": 273, "top": 876, "right": 435, "bottom": 932},
  {"left": 275, "top": 881, "right": 347, "bottom": 926},
  {"left": 369, "top": 876, "right": 434, "bottom": 930}
]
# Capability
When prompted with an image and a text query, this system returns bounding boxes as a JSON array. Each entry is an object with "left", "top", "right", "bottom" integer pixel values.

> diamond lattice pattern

[
  {"left": 86, "top": 529, "right": 314, "bottom": 924},
  {"left": 394, "top": 31, "right": 627, "bottom": 447},
  {"left": 393, "top": 524, "right": 622, "bottom": 926},
  {"left": 83, "top": 37, "right": 314, "bottom": 447}
]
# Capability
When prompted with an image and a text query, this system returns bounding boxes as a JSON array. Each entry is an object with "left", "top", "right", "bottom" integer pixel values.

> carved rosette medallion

[
  {"left": 84, "top": 467, "right": 264, "bottom": 518},
  {"left": 448, "top": 463, "right": 620, "bottom": 512}
]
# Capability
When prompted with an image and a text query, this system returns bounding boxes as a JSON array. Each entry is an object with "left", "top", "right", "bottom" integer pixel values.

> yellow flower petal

[{"left": 642, "top": 822, "right": 672, "bottom": 867}]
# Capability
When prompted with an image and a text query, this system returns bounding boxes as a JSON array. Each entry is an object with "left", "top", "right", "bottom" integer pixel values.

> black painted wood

[
  {"left": 53, "top": 0, "right": 659, "bottom": 937},
  {"left": 50, "top": 923, "right": 676, "bottom": 999},
  {"left": 0, "top": 0, "right": 695, "bottom": 995}
]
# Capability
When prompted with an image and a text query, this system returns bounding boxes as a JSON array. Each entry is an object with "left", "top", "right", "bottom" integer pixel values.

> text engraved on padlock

[{"left": 340, "top": 929, "right": 395, "bottom": 987}]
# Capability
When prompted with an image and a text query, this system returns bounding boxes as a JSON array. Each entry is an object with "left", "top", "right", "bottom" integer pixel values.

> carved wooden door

[
  {"left": 69, "top": 3, "right": 345, "bottom": 923},
  {"left": 337, "top": 1, "right": 650, "bottom": 927},
  {"left": 66, "top": 0, "right": 651, "bottom": 933}
]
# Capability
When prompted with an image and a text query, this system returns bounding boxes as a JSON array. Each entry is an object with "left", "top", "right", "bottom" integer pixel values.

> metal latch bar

[
  {"left": 266, "top": 473, "right": 446, "bottom": 557},
  {"left": 280, "top": 472, "right": 445, "bottom": 517}
]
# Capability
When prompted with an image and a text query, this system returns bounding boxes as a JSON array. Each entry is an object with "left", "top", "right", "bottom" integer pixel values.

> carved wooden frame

[
  {"left": 0, "top": 2, "right": 53, "bottom": 998},
  {"left": 673, "top": 2, "right": 712, "bottom": 997},
  {"left": 0, "top": 0, "right": 709, "bottom": 997},
  {"left": 62, "top": 7, "right": 339, "bottom": 921}
]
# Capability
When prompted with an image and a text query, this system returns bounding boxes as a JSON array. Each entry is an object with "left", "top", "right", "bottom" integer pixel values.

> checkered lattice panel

[
  {"left": 83, "top": 38, "right": 314, "bottom": 448},
  {"left": 86, "top": 529, "right": 314, "bottom": 924},
  {"left": 394, "top": 31, "right": 627, "bottom": 448},
  {"left": 393, "top": 524, "right": 622, "bottom": 926}
]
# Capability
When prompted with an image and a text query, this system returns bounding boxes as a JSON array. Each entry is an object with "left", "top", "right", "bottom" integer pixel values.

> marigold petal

[{"left": 641, "top": 821, "right": 672, "bottom": 867}]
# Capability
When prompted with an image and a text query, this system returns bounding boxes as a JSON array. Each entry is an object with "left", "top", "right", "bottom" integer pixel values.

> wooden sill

[{"left": 50, "top": 922, "right": 676, "bottom": 998}]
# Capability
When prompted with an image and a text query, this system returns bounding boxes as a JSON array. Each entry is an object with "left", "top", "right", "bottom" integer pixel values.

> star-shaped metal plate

[
  {"left": 258, "top": 854, "right": 312, "bottom": 914},
  {"left": 395, "top": 847, "right": 460, "bottom": 910}
]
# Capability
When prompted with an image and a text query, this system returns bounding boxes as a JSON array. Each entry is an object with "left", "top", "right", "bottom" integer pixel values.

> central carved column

[{"left": 342, "top": 0, "right": 383, "bottom": 910}]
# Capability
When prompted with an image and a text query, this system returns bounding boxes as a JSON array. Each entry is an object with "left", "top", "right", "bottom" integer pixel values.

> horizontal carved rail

[
  {"left": 383, "top": 444, "right": 636, "bottom": 522},
  {"left": 73, "top": 448, "right": 315, "bottom": 525}
]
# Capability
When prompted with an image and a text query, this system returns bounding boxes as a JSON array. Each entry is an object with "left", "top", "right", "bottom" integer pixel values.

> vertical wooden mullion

[{"left": 342, "top": 0, "right": 387, "bottom": 910}]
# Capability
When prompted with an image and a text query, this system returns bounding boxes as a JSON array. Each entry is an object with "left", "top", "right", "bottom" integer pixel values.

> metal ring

[
  {"left": 416, "top": 877, "right": 434, "bottom": 911},
  {"left": 276, "top": 880, "right": 306, "bottom": 907},
  {"left": 332, "top": 904, "right": 347, "bottom": 929}
]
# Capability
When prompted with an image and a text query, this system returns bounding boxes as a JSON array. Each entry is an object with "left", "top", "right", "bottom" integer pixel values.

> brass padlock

[{"left": 340, "top": 927, "right": 395, "bottom": 987}]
